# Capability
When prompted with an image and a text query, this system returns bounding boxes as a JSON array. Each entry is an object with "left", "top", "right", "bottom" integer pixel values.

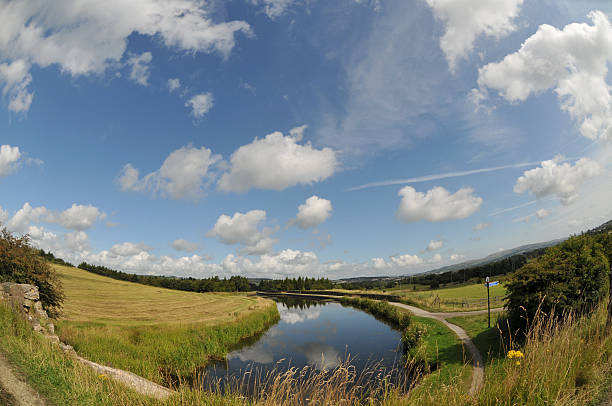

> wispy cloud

[
  {"left": 489, "top": 200, "right": 538, "bottom": 217},
  {"left": 347, "top": 162, "right": 539, "bottom": 191}
]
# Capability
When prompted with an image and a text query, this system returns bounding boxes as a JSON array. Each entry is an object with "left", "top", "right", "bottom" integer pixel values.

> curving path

[
  {"left": 0, "top": 352, "right": 45, "bottom": 406},
  {"left": 391, "top": 302, "right": 504, "bottom": 396}
]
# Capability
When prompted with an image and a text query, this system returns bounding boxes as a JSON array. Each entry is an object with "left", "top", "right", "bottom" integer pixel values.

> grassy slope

[
  {"left": 446, "top": 313, "right": 504, "bottom": 362},
  {"left": 55, "top": 264, "right": 267, "bottom": 325},
  {"left": 53, "top": 264, "right": 279, "bottom": 385}
]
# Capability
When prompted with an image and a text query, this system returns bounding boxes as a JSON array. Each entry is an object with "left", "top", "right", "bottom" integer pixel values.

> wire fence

[{"left": 430, "top": 295, "right": 505, "bottom": 309}]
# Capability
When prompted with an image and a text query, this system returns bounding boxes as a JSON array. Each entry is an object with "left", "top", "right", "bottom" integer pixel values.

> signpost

[{"left": 484, "top": 277, "right": 498, "bottom": 328}]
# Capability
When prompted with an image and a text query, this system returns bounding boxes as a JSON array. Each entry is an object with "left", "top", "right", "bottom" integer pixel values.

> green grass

[
  {"left": 4, "top": 289, "right": 612, "bottom": 406},
  {"left": 342, "top": 282, "right": 508, "bottom": 312},
  {"left": 446, "top": 313, "right": 504, "bottom": 362},
  {"left": 0, "top": 301, "right": 152, "bottom": 406},
  {"left": 392, "top": 283, "right": 507, "bottom": 312},
  {"left": 52, "top": 264, "right": 280, "bottom": 385}
]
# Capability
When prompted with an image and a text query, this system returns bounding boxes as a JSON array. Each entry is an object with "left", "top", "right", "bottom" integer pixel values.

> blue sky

[{"left": 1, "top": 0, "right": 612, "bottom": 279}]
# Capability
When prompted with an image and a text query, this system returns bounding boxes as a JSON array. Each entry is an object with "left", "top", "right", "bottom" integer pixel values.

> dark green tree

[
  {"left": 0, "top": 228, "right": 64, "bottom": 317},
  {"left": 505, "top": 235, "right": 609, "bottom": 331}
]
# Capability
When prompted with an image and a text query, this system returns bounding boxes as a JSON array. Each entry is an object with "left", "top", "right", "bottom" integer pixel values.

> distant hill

[
  {"left": 334, "top": 239, "right": 564, "bottom": 284},
  {"left": 336, "top": 217, "right": 612, "bottom": 284},
  {"left": 587, "top": 219, "right": 612, "bottom": 235},
  {"left": 419, "top": 238, "right": 566, "bottom": 276}
]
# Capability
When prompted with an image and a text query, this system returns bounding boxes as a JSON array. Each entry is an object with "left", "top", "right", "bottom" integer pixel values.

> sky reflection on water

[{"left": 206, "top": 297, "right": 403, "bottom": 380}]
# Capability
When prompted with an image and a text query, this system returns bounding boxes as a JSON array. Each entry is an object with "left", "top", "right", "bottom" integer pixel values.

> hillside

[{"left": 55, "top": 264, "right": 271, "bottom": 325}]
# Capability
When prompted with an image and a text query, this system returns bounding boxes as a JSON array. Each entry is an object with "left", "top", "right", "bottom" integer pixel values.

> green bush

[
  {"left": 0, "top": 227, "right": 64, "bottom": 317},
  {"left": 505, "top": 234, "right": 609, "bottom": 332},
  {"left": 401, "top": 324, "right": 427, "bottom": 354}
]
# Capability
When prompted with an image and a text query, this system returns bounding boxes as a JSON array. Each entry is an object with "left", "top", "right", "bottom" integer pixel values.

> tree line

[
  {"left": 258, "top": 277, "right": 334, "bottom": 291},
  {"left": 77, "top": 262, "right": 253, "bottom": 292},
  {"left": 77, "top": 262, "right": 333, "bottom": 293}
]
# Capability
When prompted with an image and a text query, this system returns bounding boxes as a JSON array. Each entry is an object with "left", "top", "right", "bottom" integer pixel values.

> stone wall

[
  {"left": 0, "top": 282, "right": 173, "bottom": 399},
  {"left": 0, "top": 283, "right": 59, "bottom": 342}
]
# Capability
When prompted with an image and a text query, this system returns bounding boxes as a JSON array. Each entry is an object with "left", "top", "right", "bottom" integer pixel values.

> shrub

[
  {"left": 0, "top": 227, "right": 64, "bottom": 317},
  {"left": 505, "top": 234, "right": 609, "bottom": 332},
  {"left": 401, "top": 324, "right": 427, "bottom": 354}
]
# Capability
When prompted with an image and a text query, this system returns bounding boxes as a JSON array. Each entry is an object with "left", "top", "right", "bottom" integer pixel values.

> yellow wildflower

[
  {"left": 515, "top": 361, "right": 520, "bottom": 366},
  {"left": 98, "top": 374, "right": 108, "bottom": 380},
  {"left": 507, "top": 350, "right": 524, "bottom": 359}
]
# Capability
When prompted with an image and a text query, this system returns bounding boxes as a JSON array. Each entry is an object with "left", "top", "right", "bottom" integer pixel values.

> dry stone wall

[{"left": 0, "top": 282, "right": 173, "bottom": 399}]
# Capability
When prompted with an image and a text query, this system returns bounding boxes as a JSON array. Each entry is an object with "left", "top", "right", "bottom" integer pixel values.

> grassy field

[
  {"left": 3, "top": 281, "right": 612, "bottom": 405},
  {"left": 55, "top": 264, "right": 270, "bottom": 325},
  {"left": 53, "top": 264, "right": 279, "bottom": 385},
  {"left": 389, "top": 282, "right": 507, "bottom": 312}
]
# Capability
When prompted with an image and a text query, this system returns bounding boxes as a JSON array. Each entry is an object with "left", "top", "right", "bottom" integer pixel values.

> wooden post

[{"left": 486, "top": 276, "right": 491, "bottom": 328}]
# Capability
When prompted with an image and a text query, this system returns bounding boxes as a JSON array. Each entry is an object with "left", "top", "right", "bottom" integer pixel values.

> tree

[
  {"left": 594, "top": 232, "right": 612, "bottom": 329},
  {"left": 0, "top": 228, "right": 64, "bottom": 317},
  {"left": 505, "top": 235, "right": 609, "bottom": 331}
]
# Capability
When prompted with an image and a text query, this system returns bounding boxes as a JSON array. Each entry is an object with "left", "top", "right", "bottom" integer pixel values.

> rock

[
  {"left": 23, "top": 285, "right": 40, "bottom": 301},
  {"left": 33, "top": 302, "right": 48, "bottom": 319},
  {"left": 45, "top": 335, "right": 60, "bottom": 344},
  {"left": 33, "top": 324, "right": 44, "bottom": 333},
  {"left": 47, "top": 323, "right": 55, "bottom": 335}
]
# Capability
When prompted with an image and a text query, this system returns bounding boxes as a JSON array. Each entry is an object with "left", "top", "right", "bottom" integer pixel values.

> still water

[{"left": 202, "top": 297, "right": 404, "bottom": 386}]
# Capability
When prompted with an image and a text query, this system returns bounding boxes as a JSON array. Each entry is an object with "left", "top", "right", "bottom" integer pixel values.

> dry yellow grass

[{"left": 54, "top": 264, "right": 270, "bottom": 326}]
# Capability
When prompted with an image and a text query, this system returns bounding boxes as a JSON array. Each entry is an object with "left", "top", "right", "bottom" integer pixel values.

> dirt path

[
  {"left": 391, "top": 302, "right": 502, "bottom": 396},
  {"left": 0, "top": 353, "right": 45, "bottom": 406}
]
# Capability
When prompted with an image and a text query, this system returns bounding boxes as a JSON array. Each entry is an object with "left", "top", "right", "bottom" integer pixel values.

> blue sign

[{"left": 486, "top": 281, "right": 499, "bottom": 287}]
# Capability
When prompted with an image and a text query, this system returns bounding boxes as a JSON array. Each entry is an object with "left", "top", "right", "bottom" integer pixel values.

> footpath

[{"left": 0, "top": 352, "right": 45, "bottom": 406}]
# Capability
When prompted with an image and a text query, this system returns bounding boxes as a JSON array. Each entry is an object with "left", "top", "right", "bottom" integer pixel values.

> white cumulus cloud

[
  {"left": 7, "top": 202, "right": 104, "bottom": 233},
  {"left": 110, "top": 242, "right": 152, "bottom": 257},
  {"left": 185, "top": 92, "right": 214, "bottom": 118},
  {"left": 513, "top": 157, "right": 601, "bottom": 205},
  {"left": 475, "top": 11, "right": 612, "bottom": 141},
  {"left": 207, "top": 210, "right": 278, "bottom": 255},
  {"left": 425, "top": 0, "right": 523, "bottom": 72},
  {"left": 249, "top": 0, "right": 295, "bottom": 19},
  {"left": 426, "top": 239, "right": 444, "bottom": 251},
  {"left": 535, "top": 209, "right": 550, "bottom": 219},
  {"left": 0, "top": 145, "right": 22, "bottom": 177},
  {"left": 118, "top": 146, "right": 222, "bottom": 202},
  {"left": 396, "top": 186, "right": 482, "bottom": 222},
  {"left": 171, "top": 239, "right": 199, "bottom": 252},
  {"left": 373, "top": 253, "right": 424, "bottom": 269},
  {"left": 167, "top": 78, "right": 181, "bottom": 92},
  {"left": 0, "top": 59, "right": 32, "bottom": 112},
  {"left": 127, "top": 52, "right": 152, "bottom": 86},
  {"left": 0, "top": 0, "right": 251, "bottom": 111},
  {"left": 218, "top": 127, "right": 338, "bottom": 193},
  {"left": 295, "top": 196, "right": 332, "bottom": 229}
]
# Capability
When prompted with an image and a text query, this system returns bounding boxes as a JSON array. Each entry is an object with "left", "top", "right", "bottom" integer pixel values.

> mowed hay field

[
  {"left": 53, "top": 264, "right": 279, "bottom": 385},
  {"left": 55, "top": 264, "right": 269, "bottom": 325}
]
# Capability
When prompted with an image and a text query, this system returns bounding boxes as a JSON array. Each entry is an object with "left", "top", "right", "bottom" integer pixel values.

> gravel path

[
  {"left": 391, "top": 302, "right": 503, "bottom": 396},
  {"left": 0, "top": 353, "right": 45, "bottom": 406}
]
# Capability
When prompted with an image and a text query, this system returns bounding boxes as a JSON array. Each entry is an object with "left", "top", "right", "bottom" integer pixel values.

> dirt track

[
  {"left": 390, "top": 302, "right": 499, "bottom": 396},
  {"left": 0, "top": 352, "right": 45, "bottom": 406}
]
